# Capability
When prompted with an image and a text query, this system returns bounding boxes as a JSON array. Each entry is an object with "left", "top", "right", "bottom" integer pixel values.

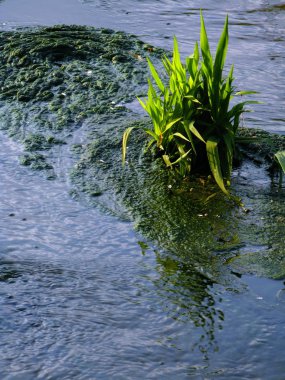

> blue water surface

[{"left": 0, "top": 1, "right": 285, "bottom": 379}]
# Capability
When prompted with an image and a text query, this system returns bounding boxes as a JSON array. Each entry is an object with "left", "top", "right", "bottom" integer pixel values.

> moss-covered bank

[{"left": 0, "top": 25, "right": 284, "bottom": 280}]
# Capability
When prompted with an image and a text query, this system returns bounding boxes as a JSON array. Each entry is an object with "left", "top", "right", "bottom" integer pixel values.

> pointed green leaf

[
  {"left": 147, "top": 78, "right": 158, "bottom": 99},
  {"left": 182, "top": 121, "right": 196, "bottom": 154},
  {"left": 164, "top": 117, "right": 182, "bottom": 132},
  {"left": 173, "top": 36, "right": 180, "bottom": 64},
  {"left": 275, "top": 151, "right": 285, "bottom": 173},
  {"left": 122, "top": 126, "right": 135, "bottom": 165},
  {"left": 222, "top": 132, "right": 234, "bottom": 184},
  {"left": 189, "top": 122, "right": 206, "bottom": 143},
  {"left": 213, "top": 14, "right": 228, "bottom": 83},
  {"left": 144, "top": 128, "right": 160, "bottom": 141},
  {"left": 162, "top": 154, "right": 172, "bottom": 167},
  {"left": 235, "top": 91, "right": 259, "bottom": 96},
  {"left": 200, "top": 11, "right": 213, "bottom": 75},
  {"left": 137, "top": 97, "right": 147, "bottom": 112},
  {"left": 173, "top": 132, "right": 190, "bottom": 142},
  {"left": 162, "top": 55, "right": 173, "bottom": 76},
  {"left": 184, "top": 95, "right": 201, "bottom": 104},
  {"left": 173, "top": 36, "right": 184, "bottom": 75},
  {"left": 147, "top": 57, "right": 165, "bottom": 93},
  {"left": 219, "top": 64, "right": 234, "bottom": 115},
  {"left": 193, "top": 41, "right": 200, "bottom": 65},
  {"left": 206, "top": 136, "right": 229, "bottom": 194},
  {"left": 145, "top": 138, "right": 156, "bottom": 151},
  {"left": 171, "top": 149, "right": 192, "bottom": 166},
  {"left": 211, "top": 15, "right": 229, "bottom": 118}
]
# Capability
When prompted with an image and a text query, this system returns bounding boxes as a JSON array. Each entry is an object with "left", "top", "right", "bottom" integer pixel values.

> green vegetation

[
  {"left": 0, "top": 24, "right": 284, "bottom": 280},
  {"left": 0, "top": 25, "right": 163, "bottom": 177},
  {"left": 275, "top": 151, "right": 285, "bottom": 185},
  {"left": 123, "top": 12, "right": 259, "bottom": 195}
]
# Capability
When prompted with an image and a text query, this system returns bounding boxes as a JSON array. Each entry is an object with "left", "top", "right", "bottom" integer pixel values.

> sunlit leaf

[
  {"left": 200, "top": 11, "right": 213, "bottom": 76},
  {"left": 164, "top": 117, "right": 182, "bottom": 132},
  {"left": 213, "top": 14, "right": 228, "bottom": 84},
  {"left": 144, "top": 128, "right": 160, "bottom": 141},
  {"left": 173, "top": 132, "right": 191, "bottom": 142},
  {"left": 235, "top": 90, "right": 259, "bottom": 96},
  {"left": 162, "top": 154, "right": 172, "bottom": 167},
  {"left": 222, "top": 132, "right": 234, "bottom": 184},
  {"left": 206, "top": 136, "right": 229, "bottom": 194},
  {"left": 275, "top": 151, "right": 285, "bottom": 173},
  {"left": 171, "top": 149, "right": 192, "bottom": 166},
  {"left": 137, "top": 97, "right": 147, "bottom": 112},
  {"left": 189, "top": 121, "right": 206, "bottom": 143},
  {"left": 147, "top": 57, "right": 165, "bottom": 93},
  {"left": 122, "top": 126, "right": 135, "bottom": 164}
]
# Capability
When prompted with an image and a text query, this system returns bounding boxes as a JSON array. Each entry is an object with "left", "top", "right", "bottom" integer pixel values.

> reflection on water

[{"left": 154, "top": 251, "right": 224, "bottom": 355}]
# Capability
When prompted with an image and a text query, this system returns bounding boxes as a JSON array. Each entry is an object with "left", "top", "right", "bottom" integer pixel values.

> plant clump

[{"left": 123, "top": 12, "right": 259, "bottom": 195}]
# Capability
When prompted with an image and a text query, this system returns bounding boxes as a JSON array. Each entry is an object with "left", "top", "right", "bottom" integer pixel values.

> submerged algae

[
  {"left": 0, "top": 24, "right": 163, "bottom": 175},
  {"left": 23, "top": 133, "right": 65, "bottom": 151},
  {"left": 70, "top": 115, "right": 285, "bottom": 280},
  {"left": 237, "top": 127, "right": 285, "bottom": 172},
  {"left": 0, "top": 25, "right": 284, "bottom": 282}
]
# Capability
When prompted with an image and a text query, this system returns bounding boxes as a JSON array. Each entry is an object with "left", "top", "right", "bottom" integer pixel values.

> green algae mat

[{"left": 0, "top": 25, "right": 284, "bottom": 281}]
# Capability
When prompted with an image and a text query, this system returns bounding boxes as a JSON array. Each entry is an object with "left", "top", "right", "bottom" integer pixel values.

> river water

[{"left": 0, "top": 1, "right": 285, "bottom": 379}]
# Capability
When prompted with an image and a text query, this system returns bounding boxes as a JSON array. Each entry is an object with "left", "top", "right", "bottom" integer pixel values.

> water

[{"left": 0, "top": 1, "right": 285, "bottom": 379}]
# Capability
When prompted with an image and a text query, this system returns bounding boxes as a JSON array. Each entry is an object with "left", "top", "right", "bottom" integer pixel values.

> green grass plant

[
  {"left": 274, "top": 151, "right": 285, "bottom": 186},
  {"left": 123, "top": 11, "right": 259, "bottom": 195}
]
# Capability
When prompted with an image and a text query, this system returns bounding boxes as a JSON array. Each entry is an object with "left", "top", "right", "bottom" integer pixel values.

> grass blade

[
  {"left": 222, "top": 131, "right": 234, "bottom": 184},
  {"left": 171, "top": 149, "right": 192, "bottom": 166},
  {"left": 206, "top": 136, "right": 229, "bottom": 194},
  {"left": 173, "top": 132, "right": 190, "bottom": 142},
  {"left": 200, "top": 11, "right": 213, "bottom": 76},
  {"left": 164, "top": 117, "right": 182, "bottom": 132},
  {"left": 162, "top": 154, "right": 172, "bottom": 167},
  {"left": 235, "top": 91, "right": 259, "bottom": 96},
  {"left": 211, "top": 15, "right": 228, "bottom": 118},
  {"left": 189, "top": 121, "right": 206, "bottom": 143},
  {"left": 173, "top": 36, "right": 184, "bottom": 78},
  {"left": 275, "top": 151, "right": 285, "bottom": 186},
  {"left": 275, "top": 151, "right": 285, "bottom": 173},
  {"left": 147, "top": 57, "right": 165, "bottom": 93},
  {"left": 213, "top": 15, "right": 228, "bottom": 84},
  {"left": 122, "top": 126, "right": 135, "bottom": 164}
]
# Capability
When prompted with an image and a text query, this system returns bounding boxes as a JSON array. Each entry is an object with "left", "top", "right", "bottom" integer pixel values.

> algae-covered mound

[
  {"left": 0, "top": 24, "right": 163, "bottom": 176},
  {"left": 0, "top": 24, "right": 163, "bottom": 103},
  {"left": 70, "top": 115, "right": 285, "bottom": 281},
  {"left": 0, "top": 25, "right": 284, "bottom": 281}
]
